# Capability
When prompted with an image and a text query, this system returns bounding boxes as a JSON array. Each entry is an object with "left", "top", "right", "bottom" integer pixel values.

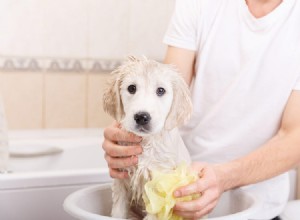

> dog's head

[{"left": 103, "top": 56, "right": 193, "bottom": 136}]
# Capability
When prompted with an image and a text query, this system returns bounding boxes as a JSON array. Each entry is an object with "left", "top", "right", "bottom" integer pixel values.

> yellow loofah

[{"left": 143, "top": 163, "right": 200, "bottom": 220}]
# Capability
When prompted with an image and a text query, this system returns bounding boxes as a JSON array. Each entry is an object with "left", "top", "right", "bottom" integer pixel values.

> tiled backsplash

[
  {"left": 0, "top": 57, "right": 122, "bottom": 73},
  {"left": 0, "top": 0, "right": 175, "bottom": 129},
  {"left": 0, "top": 71, "right": 113, "bottom": 129}
]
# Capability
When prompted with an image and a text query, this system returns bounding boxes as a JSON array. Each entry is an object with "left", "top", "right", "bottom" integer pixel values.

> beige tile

[
  {"left": 87, "top": 73, "right": 113, "bottom": 128},
  {"left": 45, "top": 72, "right": 87, "bottom": 128},
  {"left": 0, "top": 72, "right": 43, "bottom": 129}
]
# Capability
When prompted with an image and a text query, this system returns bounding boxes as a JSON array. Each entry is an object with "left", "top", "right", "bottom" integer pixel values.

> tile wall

[
  {"left": 0, "top": 70, "right": 114, "bottom": 129},
  {"left": 0, "top": 0, "right": 175, "bottom": 129}
]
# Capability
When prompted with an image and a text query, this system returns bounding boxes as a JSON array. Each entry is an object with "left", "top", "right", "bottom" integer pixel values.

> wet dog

[{"left": 103, "top": 56, "right": 193, "bottom": 220}]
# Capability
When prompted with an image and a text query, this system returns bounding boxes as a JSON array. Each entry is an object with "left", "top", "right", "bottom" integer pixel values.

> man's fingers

[
  {"left": 191, "top": 200, "right": 217, "bottom": 219},
  {"left": 104, "top": 125, "right": 142, "bottom": 143},
  {"left": 190, "top": 162, "right": 207, "bottom": 178},
  {"left": 102, "top": 139, "right": 142, "bottom": 157},
  {"left": 174, "top": 199, "right": 217, "bottom": 219},
  {"left": 102, "top": 122, "right": 143, "bottom": 180},
  {"left": 174, "top": 189, "right": 217, "bottom": 212},
  {"left": 172, "top": 210, "right": 195, "bottom": 219},
  {"left": 174, "top": 178, "right": 210, "bottom": 198},
  {"left": 172, "top": 162, "right": 222, "bottom": 219},
  {"left": 109, "top": 168, "right": 129, "bottom": 179},
  {"left": 105, "top": 153, "right": 138, "bottom": 169}
]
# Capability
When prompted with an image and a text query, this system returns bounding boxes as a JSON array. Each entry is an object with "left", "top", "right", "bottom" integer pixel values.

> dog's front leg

[{"left": 111, "top": 179, "right": 130, "bottom": 218}]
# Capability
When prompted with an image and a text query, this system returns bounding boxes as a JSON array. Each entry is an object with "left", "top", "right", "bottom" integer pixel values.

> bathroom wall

[
  {"left": 0, "top": 0, "right": 175, "bottom": 129},
  {"left": 1, "top": 1, "right": 299, "bottom": 199}
]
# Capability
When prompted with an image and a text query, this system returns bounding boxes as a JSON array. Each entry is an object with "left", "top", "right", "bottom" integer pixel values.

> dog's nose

[{"left": 134, "top": 112, "right": 151, "bottom": 125}]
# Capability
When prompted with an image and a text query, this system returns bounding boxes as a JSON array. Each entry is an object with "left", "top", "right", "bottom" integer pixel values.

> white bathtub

[
  {"left": 64, "top": 184, "right": 262, "bottom": 220},
  {"left": 1, "top": 129, "right": 297, "bottom": 220},
  {"left": 0, "top": 129, "right": 111, "bottom": 220}
]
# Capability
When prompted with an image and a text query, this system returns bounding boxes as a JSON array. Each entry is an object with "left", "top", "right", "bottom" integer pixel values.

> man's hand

[
  {"left": 173, "top": 162, "right": 225, "bottom": 219},
  {"left": 102, "top": 122, "right": 143, "bottom": 179}
]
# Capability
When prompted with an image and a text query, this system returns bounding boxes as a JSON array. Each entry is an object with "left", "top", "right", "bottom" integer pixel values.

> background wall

[
  {"left": 0, "top": 0, "right": 299, "bottom": 199},
  {"left": 0, "top": 0, "right": 175, "bottom": 129}
]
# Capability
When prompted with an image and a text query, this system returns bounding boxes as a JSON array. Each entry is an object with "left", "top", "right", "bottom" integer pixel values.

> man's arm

[
  {"left": 218, "top": 90, "right": 300, "bottom": 191},
  {"left": 165, "top": 46, "right": 300, "bottom": 189},
  {"left": 174, "top": 92, "right": 300, "bottom": 219},
  {"left": 170, "top": 56, "right": 300, "bottom": 218},
  {"left": 164, "top": 46, "right": 196, "bottom": 86}
]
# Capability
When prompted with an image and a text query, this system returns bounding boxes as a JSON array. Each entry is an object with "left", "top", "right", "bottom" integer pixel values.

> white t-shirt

[{"left": 164, "top": 0, "right": 300, "bottom": 219}]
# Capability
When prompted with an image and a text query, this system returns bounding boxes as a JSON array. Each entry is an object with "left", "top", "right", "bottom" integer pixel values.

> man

[{"left": 102, "top": 0, "right": 300, "bottom": 219}]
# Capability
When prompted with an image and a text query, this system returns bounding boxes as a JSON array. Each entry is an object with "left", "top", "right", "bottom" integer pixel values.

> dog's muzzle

[{"left": 134, "top": 112, "right": 151, "bottom": 126}]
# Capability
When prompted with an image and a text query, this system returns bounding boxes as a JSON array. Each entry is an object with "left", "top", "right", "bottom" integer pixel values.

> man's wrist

[{"left": 212, "top": 161, "right": 242, "bottom": 192}]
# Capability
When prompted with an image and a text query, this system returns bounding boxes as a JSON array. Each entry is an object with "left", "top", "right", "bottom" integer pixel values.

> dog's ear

[
  {"left": 126, "top": 55, "right": 147, "bottom": 63},
  {"left": 127, "top": 55, "right": 140, "bottom": 62},
  {"left": 165, "top": 69, "right": 193, "bottom": 130},
  {"left": 103, "top": 56, "right": 142, "bottom": 121},
  {"left": 103, "top": 71, "right": 124, "bottom": 122}
]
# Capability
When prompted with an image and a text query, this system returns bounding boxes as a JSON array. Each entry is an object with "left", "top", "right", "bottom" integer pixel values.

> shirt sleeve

[
  {"left": 163, "top": 0, "right": 202, "bottom": 51},
  {"left": 293, "top": 75, "right": 300, "bottom": 90}
]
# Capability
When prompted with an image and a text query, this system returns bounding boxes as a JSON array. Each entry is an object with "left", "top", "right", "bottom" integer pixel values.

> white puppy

[{"left": 103, "top": 56, "right": 193, "bottom": 220}]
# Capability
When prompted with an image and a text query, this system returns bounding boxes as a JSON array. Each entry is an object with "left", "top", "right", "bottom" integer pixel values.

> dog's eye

[
  {"left": 128, "top": 85, "right": 136, "bottom": 94},
  {"left": 156, "top": 87, "right": 165, "bottom": 96}
]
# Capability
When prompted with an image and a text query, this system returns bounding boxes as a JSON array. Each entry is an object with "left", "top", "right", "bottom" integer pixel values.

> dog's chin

[
  {"left": 125, "top": 124, "right": 160, "bottom": 137},
  {"left": 132, "top": 125, "right": 152, "bottom": 137},
  {"left": 135, "top": 125, "right": 166, "bottom": 137}
]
